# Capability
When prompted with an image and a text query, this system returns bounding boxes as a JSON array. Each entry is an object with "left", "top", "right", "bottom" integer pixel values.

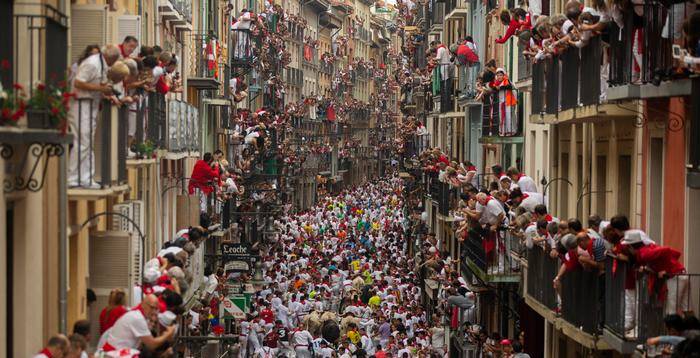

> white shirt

[
  {"left": 524, "top": 223, "right": 538, "bottom": 249},
  {"left": 516, "top": 175, "right": 538, "bottom": 193},
  {"left": 73, "top": 53, "right": 107, "bottom": 100},
  {"left": 476, "top": 199, "right": 505, "bottom": 226},
  {"left": 430, "top": 326, "right": 445, "bottom": 348},
  {"left": 292, "top": 329, "right": 313, "bottom": 347},
  {"left": 519, "top": 192, "right": 544, "bottom": 213},
  {"left": 103, "top": 309, "right": 151, "bottom": 349}
]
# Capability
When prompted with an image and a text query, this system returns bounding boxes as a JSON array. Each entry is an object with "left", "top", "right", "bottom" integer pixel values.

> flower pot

[{"left": 26, "top": 109, "right": 53, "bottom": 129}]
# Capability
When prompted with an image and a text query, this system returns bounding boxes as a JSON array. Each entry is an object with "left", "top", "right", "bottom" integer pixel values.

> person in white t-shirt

[
  {"left": 506, "top": 167, "right": 538, "bottom": 193},
  {"left": 291, "top": 327, "right": 314, "bottom": 358},
  {"left": 510, "top": 188, "right": 544, "bottom": 213},
  {"left": 101, "top": 294, "right": 175, "bottom": 352}
]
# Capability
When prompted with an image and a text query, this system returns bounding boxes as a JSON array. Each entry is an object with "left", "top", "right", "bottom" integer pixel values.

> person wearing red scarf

[
  {"left": 118, "top": 36, "right": 138, "bottom": 59},
  {"left": 33, "top": 335, "right": 69, "bottom": 358},
  {"left": 101, "top": 294, "right": 175, "bottom": 353}
]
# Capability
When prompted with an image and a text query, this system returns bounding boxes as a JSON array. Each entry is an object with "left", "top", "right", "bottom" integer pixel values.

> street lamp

[{"left": 541, "top": 176, "right": 573, "bottom": 205}]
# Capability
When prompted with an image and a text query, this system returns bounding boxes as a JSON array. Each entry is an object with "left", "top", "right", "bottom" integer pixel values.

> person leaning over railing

[{"left": 68, "top": 45, "right": 124, "bottom": 188}]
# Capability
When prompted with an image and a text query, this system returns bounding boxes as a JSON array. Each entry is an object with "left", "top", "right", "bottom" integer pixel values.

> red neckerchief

[
  {"left": 483, "top": 196, "right": 493, "bottom": 205},
  {"left": 521, "top": 193, "right": 529, "bottom": 200},
  {"left": 544, "top": 214, "right": 553, "bottom": 222},
  {"left": 466, "top": 165, "right": 476, "bottom": 172},
  {"left": 517, "top": 173, "right": 525, "bottom": 181},
  {"left": 39, "top": 348, "right": 53, "bottom": 358},
  {"left": 118, "top": 44, "right": 128, "bottom": 58},
  {"left": 586, "top": 237, "right": 594, "bottom": 256}
]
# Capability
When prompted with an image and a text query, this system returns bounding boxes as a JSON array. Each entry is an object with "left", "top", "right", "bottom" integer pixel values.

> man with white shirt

[
  {"left": 509, "top": 188, "right": 544, "bottom": 213},
  {"left": 101, "top": 294, "right": 175, "bottom": 352},
  {"left": 506, "top": 167, "right": 538, "bottom": 193},
  {"left": 69, "top": 45, "right": 121, "bottom": 188},
  {"left": 291, "top": 327, "right": 314, "bottom": 358}
]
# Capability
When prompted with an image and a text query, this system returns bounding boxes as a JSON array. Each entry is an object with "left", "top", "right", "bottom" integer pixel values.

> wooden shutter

[
  {"left": 117, "top": 15, "right": 142, "bottom": 44},
  {"left": 70, "top": 4, "right": 107, "bottom": 64}
]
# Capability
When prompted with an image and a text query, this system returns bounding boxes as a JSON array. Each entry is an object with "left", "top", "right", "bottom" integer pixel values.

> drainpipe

[{"left": 59, "top": 146, "right": 68, "bottom": 334}]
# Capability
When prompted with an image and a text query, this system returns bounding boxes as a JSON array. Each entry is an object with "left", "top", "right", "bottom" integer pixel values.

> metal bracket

[{"left": 2, "top": 142, "right": 66, "bottom": 193}]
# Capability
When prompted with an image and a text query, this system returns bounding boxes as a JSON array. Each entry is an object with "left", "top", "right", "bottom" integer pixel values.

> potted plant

[
  {"left": 26, "top": 81, "right": 72, "bottom": 132},
  {"left": 0, "top": 82, "right": 27, "bottom": 126}
]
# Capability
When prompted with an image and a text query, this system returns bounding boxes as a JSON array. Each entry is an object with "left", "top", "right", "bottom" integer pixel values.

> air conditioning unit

[
  {"left": 88, "top": 231, "right": 142, "bottom": 348},
  {"left": 113, "top": 200, "right": 145, "bottom": 284}
]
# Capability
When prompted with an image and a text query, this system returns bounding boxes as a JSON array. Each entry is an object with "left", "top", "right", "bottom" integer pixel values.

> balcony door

[{"left": 0, "top": 0, "right": 12, "bottom": 89}]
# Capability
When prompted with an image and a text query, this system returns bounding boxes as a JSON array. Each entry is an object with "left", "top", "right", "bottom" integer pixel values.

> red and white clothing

[
  {"left": 515, "top": 174, "right": 538, "bottom": 193},
  {"left": 32, "top": 349, "right": 54, "bottom": 358},
  {"left": 518, "top": 192, "right": 544, "bottom": 213},
  {"left": 476, "top": 197, "right": 505, "bottom": 226},
  {"left": 101, "top": 309, "right": 151, "bottom": 350}
]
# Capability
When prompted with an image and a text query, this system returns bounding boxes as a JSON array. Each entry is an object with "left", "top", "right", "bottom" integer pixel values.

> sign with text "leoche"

[{"left": 221, "top": 243, "right": 251, "bottom": 273}]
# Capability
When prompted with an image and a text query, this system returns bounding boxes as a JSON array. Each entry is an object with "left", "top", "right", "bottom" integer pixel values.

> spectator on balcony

[
  {"left": 33, "top": 335, "right": 69, "bottom": 358},
  {"left": 620, "top": 232, "right": 688, "bottom": 316},
  {"left": 99, "top": 294, "right": 176, "bottom": 352},
  {"left": 499, "top": 175, "right": 517, "bottom": 192},
  {"left": 68, "top": 44, "right": 122, "bottom": 188},
  {"left": 99, "top": 289, "right": 128, "bottom": 334},
  {"left": 509, "top": 188, "right": 544, "bottom": 214},
  {"left": 495, "top": 8, "right": 532, "bottom": 44},
  {"left": 487, "top": 67, "right": 519, "bottom": 136},
  {"left": 119, "top": 36, "right": 139, "bottom": 59},
  {"left": 68, "top": 44, "right": 100, "bottom": 85},
  {"left": 506, "top": 167, "right": 538, "bottom": 193},
  {"left": 454, "top": 36, "right": 480, "bottom": 98},
  {"left": 232, "top": 9, "right": 255, "bottom": 59},
  {"left": 188, "top": 152, "right": 220, "bottom": 211}
]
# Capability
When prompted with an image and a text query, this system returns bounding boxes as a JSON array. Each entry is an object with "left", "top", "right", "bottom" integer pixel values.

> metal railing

[
  {"left": 230, "top": 29, "right": 255, "bottom": 66},
  {"left": 147, "top": 92, "right": 167, "bottom": 148},
  {"left": 560, "top": 266, "right": 603, "bottom": 333},
  {"left": 525, "top": 246, "right": 559, "bottom": 310},
  {"left": 517, "top": 44, "right": 533, "bottom": 82},
  {"left": 320, "top": 61, "right": 334, "bottom": 75},
  {"left": 605, "top": 259, "right": 700, "bottom": 343},
  {"left": 69, "top": 99, "right": 127, "bottom": 188},
  {"left": 462, "top": 229, "right": 522, "bottom": 279},
  {"left": 608, "top": 2, "right": 677, "bottom": 87}
]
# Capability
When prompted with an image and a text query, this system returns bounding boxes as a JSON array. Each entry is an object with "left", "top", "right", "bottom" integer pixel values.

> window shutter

[
  {"left": 70, "top": 4, "right": 107, "bottom": 64},
  {"left": 117, "top": 15, "right": 142, "bottom": 44}
]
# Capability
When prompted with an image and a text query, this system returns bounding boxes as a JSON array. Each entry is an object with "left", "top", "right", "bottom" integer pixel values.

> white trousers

[
  {"left": 666, "top": 275, "right": 690, "bottom": 315},
  {"left": 295, "top": 347, "right": 312, "bottom": 358},
  {"left": 624, "top": 288, "right": 637, "bottom": 336},
  {"left": 238, "top": 335, "right": 248, "bottom": 358},
  {"left": 68, "top": 99, "right": 98, "bottom": 187}
]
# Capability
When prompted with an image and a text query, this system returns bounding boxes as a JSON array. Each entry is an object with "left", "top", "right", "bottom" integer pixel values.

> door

[{"left": 469, "top": 106, "right": 482, "bottom": 169}]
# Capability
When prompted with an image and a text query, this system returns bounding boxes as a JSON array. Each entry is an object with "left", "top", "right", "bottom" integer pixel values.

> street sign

[
  {"left": 221, "top": 295, "right": 248, "bottom": 319},
  {"left": 221, "top": 243, "right": 251, "bottom": 273}
]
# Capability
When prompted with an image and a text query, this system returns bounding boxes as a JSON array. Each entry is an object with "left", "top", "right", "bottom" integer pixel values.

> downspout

[{"left": 59, "top": 146, "right": 68, "bottom": 334}]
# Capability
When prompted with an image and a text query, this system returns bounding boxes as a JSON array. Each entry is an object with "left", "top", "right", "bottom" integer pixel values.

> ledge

[
  {"left": 607, "top": 78, "right": 695, "bottom": 101},
  {"left": 602, "top": 327, "right": 638, "bottom": 355},
  {"left": 0, "top": 127, "right": 73, "bottom": 144},
  {"left": 445, "top": 7, "right": 469, "bottom": 22},
  {"left": 68, "top": 183, "right": 130, "bottom": 199},
  {"left": 126, "top": 158, "right": 157, "bottom": 167},
  {"left": 524, "top": 294, "right": 612, "bottom": 351},
  {"left": 187, "top": 77, "right": 221, "bottom": 90},
  {"left": 528, "top": 102, "right": 638, "bottom": 125},
  {"left": 478, "top": 136, "right": 524, "bottom": 144}
]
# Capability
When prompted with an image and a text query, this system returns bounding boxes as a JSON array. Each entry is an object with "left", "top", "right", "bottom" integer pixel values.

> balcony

[
  {"left": 320, "top": 61, "right": 334, "bottom": 75},
  {"left": 607, "top": 2, "right": 694, "bottom": 101},
  {"left": 285, "top": 67, "right": 304, "bottom": 88},
  {"left": 428, "top": 0, "right": 445, "bottom": 32},
  {"left": 462, "top": 230, "right": 522, "bottom": 283},
  {"left": 319, "top": 10, "right": 342, "bottom": 29},
  {"left": 516, "top": 44, "right": 532, "bottom": 87},
  {"left": 68, "top": 99, "right": 128, "bottom": 193},
  {"left": 189, "top": 33, "right": 223, "bottom": 90},
  {"left": 158, "top": 0, "right": 192, "bottom": 30},
  {"left": 529, "top": 36, "right": 637, "bottom": 124},
  {"left": 444, "top": 0, "right": 469, "bottom": 21},
  {"left": 288, "top": 22, "right": 304, "bottom": 43},
  {"left": 230, "top": 29, "right": 255, "bottom": 69},
  {"left": 481, "top": 89, "right": 521, "bottom": 139},
  {"left": 145, "top": 93, "right": 199, "bottom": 153},
  {"left": 603, "top": 259, "right": 700, "bottom": 354}
]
